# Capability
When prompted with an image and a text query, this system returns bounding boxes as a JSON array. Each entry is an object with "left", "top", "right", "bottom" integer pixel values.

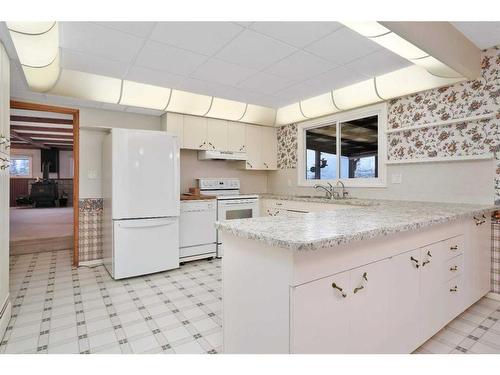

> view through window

[
  {"left": 10, "top": 156, "right": 32, "bottom": 177},
  {"left": 305, "top": 115, "right": 378, "bottom": 180}
]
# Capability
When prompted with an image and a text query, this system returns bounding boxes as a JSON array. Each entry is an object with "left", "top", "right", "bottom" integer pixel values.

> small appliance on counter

[
  {"left": 102, "top": 128, "right": 180, "bottom": 279},
  {"left": 197, "top": 178, "right": 259, "bottom": 258},
  {"left": 180, "top": 197, "right": 217, "bottom": 262}
]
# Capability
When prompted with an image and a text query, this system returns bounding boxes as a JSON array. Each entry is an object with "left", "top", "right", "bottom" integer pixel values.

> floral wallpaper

[
  {"left": 78, "top": 198, "right": 103, "bottom": 263},
  {"left": 277, "top": 123, "right": 298, "bottom": 170}
]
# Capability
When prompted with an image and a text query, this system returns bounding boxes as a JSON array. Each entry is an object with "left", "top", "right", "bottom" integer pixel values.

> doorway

[{"left": 9, "top": 100, "right": 80, "bottom": 267}]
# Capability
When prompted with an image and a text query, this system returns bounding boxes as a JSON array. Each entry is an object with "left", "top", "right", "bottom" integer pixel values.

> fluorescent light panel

[{"left": 119, "top": 80, "right": 171, "bottom": 110}]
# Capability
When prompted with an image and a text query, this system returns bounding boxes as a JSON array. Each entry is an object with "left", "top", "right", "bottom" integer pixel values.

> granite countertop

[
  {"left": 258, "top": 193, "right": 378, "bottom": 206},
  {"left": 215, "top": 197, "right": 496, "bottom": 251}
]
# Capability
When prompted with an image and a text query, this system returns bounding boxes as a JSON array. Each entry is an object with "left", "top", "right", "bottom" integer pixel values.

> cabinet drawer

[
  {"left": 444, "top": 235, "right": 464, "bottom": 259},
  {"left": 444, "top": 254, "right": 464, "bottom": 281},
  {"left": 445, "top": 275, "right": 464, "bottom": 321}
]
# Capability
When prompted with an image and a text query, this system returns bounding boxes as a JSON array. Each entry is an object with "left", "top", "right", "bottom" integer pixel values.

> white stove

[{"left": 197, "top": 178, "right": 259, "bottom": 257}]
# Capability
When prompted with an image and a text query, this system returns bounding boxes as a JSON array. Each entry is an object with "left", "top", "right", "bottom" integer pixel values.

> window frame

[
  {"left": 9, "top": 155, "right": 33, "bottom": 178},
  {"left": 297, "top": 103, "right": 387, "bottom": 188}
]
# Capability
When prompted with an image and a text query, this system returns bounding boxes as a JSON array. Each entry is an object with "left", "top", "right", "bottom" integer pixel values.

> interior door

[
  {"left": 386, "top": 248, "right": 421, "bottom": 353},
  {"left": 113, "top": 217, "right": 179, "bottom": 279},
  {"left": 112, "top": 129, "right": 179, "bottom": 219},
  {"left": 291, "top": 270, "right": 351, "bottom": 353}
]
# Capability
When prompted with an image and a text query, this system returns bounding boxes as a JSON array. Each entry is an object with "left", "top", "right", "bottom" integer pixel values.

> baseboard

[
  {"left": 79, "top": 258, "right": 104, "bottom": 267},
  {"left": 486, "top": 292, "right": 500, "bottom": 301},
  {"left": 0, "top": 298, "right": 12, "bottom": 342}
]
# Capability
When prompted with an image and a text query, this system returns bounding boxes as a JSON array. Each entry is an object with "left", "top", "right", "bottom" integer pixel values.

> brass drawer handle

[
  {"left": 450, "top": 265, "right": 458, "bottom": 271},
  {"left": 353, "top": 272, "right": 368, "bottom": 294},
  {"left": 331, "top": 282, "right": 347, "bottom": 298},
  {"left": 410, "top": 256, "right": 420, "bottom": 268},
  {"left": 450, "top": 286, "right": 458, "bottom": 292},
  {"left": 422, "top": 250, "right": 432, "bottom": 267},
  {"left": 450, "top": 245, "right": 458, "bottom": 251}
]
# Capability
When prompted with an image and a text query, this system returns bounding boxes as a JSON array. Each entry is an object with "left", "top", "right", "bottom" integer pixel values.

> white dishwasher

[{"left": 179, "top": 199, "right": 217, "bottom": 262}]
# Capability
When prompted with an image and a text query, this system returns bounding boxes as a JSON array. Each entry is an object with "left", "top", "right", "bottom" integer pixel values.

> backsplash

[{"left": 78, "top": 198, "right": 103, "bottom": 263}]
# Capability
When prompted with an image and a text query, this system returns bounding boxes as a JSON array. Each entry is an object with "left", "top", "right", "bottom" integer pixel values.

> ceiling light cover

[
  {"left": 300, "top": 92, "right": 339, "bottom": 118},
  {"left": 376, "top": 65, "right": 463, "bottom": 99},
  {"left": 9, "top": 23, "right": 59, "bottom": 67},
  {"left": 275, "top": 103, "right": 306, "bottom": 126},
  {"left": 240, "top": 104, "right": 276, "bottom": 127},
  {"left": 206, "top": 98, "right": 247, "bottom": 121},
  {"left": 166, "top": 90, "right": 213, "bottom": 116},
  {"left": 7, "top": 22, "right": 55, "bottom": 35},
  {"left": 22, "top": 53, "right": 60, "bottom": 92},
  {"left": 413, "top": 56, "right": 462, "bottom": 78},
  {"left": 372, "top": 32, "right": 428, "bottom": 60},
  {"left": 120, "top": 80, "right": 171, "bottom": 110},
  {"left": 333, "top": 79, "right": 381, "bottom": 110},
  {"left": 49, "top": 69, "right": 121, "bottom": 104}
]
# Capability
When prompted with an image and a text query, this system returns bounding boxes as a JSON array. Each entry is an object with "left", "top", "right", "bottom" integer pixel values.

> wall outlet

[{"left": 391, "top": 173, "right": 402, "bottom": 184}]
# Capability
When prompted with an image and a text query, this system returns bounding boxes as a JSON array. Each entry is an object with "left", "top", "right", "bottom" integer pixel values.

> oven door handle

[{"left": 220, "top": 202, "right": 256, "bottom": 207}]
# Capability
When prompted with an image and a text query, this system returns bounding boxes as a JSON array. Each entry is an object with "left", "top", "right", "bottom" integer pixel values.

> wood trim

[
  {"left": 11, "top": 115, "right": 73, "bottom": 125},
  {"left": 10, "top": 130, "right": 49, "bottom": 149},
  {"left": 10, "top": 125, "right": 73, "bottom": 133},
  {"left": 10, "top": 100, "right": 80, "bottom": 267}
]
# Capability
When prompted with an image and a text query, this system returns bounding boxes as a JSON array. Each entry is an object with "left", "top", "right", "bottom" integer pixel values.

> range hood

[{"left": 198, "top": 150, "right": 248, "bottom": 161}]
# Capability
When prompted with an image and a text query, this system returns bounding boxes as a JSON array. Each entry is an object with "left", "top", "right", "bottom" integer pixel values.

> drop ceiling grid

[{"left": 57, "top": 21, "right": 413, "bottom": 108}]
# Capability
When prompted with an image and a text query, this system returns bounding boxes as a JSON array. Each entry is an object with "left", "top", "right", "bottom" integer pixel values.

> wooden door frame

[{"left": 10, "top": 100, "right": 80, "bottom": 267}]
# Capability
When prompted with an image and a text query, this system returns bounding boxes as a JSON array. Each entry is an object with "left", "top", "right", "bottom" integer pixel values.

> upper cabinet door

[
  {"left": 206, "top": 118, "right": 228, "bottom": 151},
  {"left": 260, "top": 126, "right": 277, "bottom": 170},
  {"left": 0, "top": 44, "right": 9, "bottom": 156},
  {"left": 165, "top": 112, "right": 184, "bottom": 148},
  {"left": 227, "top": 121, "right": 246, "bottom": 152},
  {"left": 183, "top": 116, "right": 208, "bottom": 150},
  {"left": 244, "top": 124, "right": 262, "bottom": 169}
]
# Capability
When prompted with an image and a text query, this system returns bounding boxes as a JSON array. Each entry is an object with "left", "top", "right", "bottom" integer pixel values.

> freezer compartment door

[
  {"left": 112, "top": 217, "right": 179, "bottom": 279},
  {"left": 112, "top": 129, "right": 180, "bottom": 219}
]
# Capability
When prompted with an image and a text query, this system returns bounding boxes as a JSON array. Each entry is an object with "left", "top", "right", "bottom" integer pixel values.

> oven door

[{"left": 216, "top": 199, "right": 259, "bottom": 257}]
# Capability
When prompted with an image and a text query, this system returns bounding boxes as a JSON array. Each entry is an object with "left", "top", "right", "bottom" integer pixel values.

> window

[
  {"left": 10, "top": 156, "right": 32, "bottom": 177},
  {"left": 298, "top": 104, "right": 386, "bottom": 187}
]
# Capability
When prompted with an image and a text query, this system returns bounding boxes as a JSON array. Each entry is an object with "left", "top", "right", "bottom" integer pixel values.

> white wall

[
  {"left": 79, "top": 108, "right": 162, "bottom": 199},
  {"left": 180, "top": 149, "right": 268, "bottom": 194},
  {"left": 267, "top": 159, "right": 495, "bottom": 205},
  {"left": 59, "top": 150, "right": 73, "bottom": 178}
]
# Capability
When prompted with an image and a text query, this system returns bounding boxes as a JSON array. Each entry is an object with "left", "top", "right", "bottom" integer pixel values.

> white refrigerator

[{"left": 102, "top": 128, "right": 180, "bottom": 279}]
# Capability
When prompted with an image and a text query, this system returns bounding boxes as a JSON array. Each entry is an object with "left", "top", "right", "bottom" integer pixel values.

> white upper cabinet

[
  {"left": 183, "top": 115, "right": 208, "bottom": 150},
  {"left": 227, "top": 121, "right": 246, "bottom": 152},
  {"left": 206, "top": 118, "right": 228, "bottom": 151},
  {"left": 243, "top": 124, "right": 277, "bottom": 170},
  {"left": 0, "top": 43, "right": 10, "bottom": 156},
  {"left": 163, "top": 112, "right": 184, "bottom": 148}
]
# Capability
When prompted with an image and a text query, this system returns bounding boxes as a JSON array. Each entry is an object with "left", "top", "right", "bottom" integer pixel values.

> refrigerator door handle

[{"left": 118, "top": 220, "right": 176, "bottom": 229}]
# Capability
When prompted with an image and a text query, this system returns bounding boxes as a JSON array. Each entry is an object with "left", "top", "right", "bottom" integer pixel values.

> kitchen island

[{"left": 216, "top": 198, "right": 496, "bottom": 354}]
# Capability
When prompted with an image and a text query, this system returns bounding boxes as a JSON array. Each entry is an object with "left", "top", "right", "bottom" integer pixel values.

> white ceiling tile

[
  {"left": 60, "top": 48, "right": 129, "bottom": 78},
  {"left": 190, "top": 58, "right": 257, "bottom": 86},
  {"left": 305, "top": 27, "right": 381, "bottom": 65},
  {"left": 345, "top": 49, "right": 412, "bottom": 77},
  {"left": 60, "top": 22, "right": 145, "bottom": 63},
  {"left": 150, "top": 22, "right": 244, "bottom": 56},
  {"left": 134, "top": 40, "right": 208, "bottom": 76},
  {"left": 237, "top": 72, "right": 295, "bottom": 95},
  {"left": 234, "top": 22, "right": 254, "bottom": 27},
  {"left": 273, "top": 81, "right": 324, "bottom": 103},
  {"left": 250, "top": 22, "right": 343, "bottom": 48},
  {"left": 175, "top": 77, "right": 232, "bottom": 98},
  {"left": 125, "top": 66, "right": 186, "bottom": 88},
  {"left": 264, "top": 50, "right": 337, "bottom": 81},
  {"left": 95, "top": 22, "right": 157, "bottom": 38},
  {"left": 305, "top": 66, "right": 368, "bottom": 92},
  {"left": 220, "top": 87, "right": 281, "bottom": 107},
  {"left": 452, "top": 22, "right": 500, "bottom": 50},
  {"left": 215, "top": 29, "right": 297, "bottom": 70}
]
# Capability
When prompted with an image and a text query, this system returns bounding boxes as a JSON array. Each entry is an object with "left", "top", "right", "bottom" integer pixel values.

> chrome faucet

[
  {"left": 335, "top": 180, "right": 348, "bottom": 199},
  {"left": 313, "top": 183, "right": 335, "bottom": 199}
]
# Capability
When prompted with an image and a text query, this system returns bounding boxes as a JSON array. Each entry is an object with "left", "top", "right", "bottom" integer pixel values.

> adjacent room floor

[
  {"left": 9, "top": 207, "right": 73, "bottom": 255},
  {"left": 1, "top": 249, "right": 499, "bottom": 354}
]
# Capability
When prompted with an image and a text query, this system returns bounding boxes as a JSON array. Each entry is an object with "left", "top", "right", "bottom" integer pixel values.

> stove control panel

[{"left": 197, "top": 178, "right": 240, "bottom": 190}]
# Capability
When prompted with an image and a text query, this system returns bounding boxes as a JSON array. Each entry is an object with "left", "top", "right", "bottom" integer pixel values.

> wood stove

[{"left": 30, "top": 162, "right": 58, "bottom": 207}]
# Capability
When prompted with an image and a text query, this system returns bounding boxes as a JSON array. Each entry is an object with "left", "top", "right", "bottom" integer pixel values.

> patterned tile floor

[
  {"left": 1, "top": 249, "right": 500, "bottom": 354},
  {"left": 1, "top": 249, "right": 222, "bottom": 354}
]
